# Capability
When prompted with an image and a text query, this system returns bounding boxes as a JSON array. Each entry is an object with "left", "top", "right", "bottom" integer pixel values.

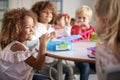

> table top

[{"left": 46, "top": 40, "right": 96, "bottom": 63}]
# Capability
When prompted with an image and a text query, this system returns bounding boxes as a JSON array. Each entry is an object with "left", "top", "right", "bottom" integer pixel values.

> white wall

[
  {"left": 0, "top": 0, "right": 43, "bottom": 25},
  {"left": 8, "top": 0, "right": 95, "bottom": 16},
  {"left": 62, "top": 0, "right": 95, "bottom": 24},
  {"left": 0, "top": 0, "right": 95, "bottom": 25},
  {"left": 8, "top": 0, "right": 45, "bottom": 9},
  {"left": 63, "top": 0, "right": 95, "bottom": 18}
]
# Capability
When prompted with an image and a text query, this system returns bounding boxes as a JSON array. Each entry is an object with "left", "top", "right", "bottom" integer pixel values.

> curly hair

[
  {"left": 0, "top": 8, "right": 37, "bottom": 50},
  {"left": 31, "top": 1, "right": 57, "bottom": 24}
]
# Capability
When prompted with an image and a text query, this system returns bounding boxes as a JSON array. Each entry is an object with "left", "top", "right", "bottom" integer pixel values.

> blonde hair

[
  {"left": 95, "top": 0, "right": 120, "bottom": 59},
  {"left": 0, "top": 8, "right": 37, "bottom": 50},
  {"left": 76, "top": 5, "right": 92, "bottom": 18}
]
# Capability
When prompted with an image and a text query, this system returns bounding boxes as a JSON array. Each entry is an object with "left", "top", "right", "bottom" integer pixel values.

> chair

[
  {"left": 64, "top": 60, "right": 96, "bottom": 80},
  {"left": 100, "top": 65, "right": 120, "bottom": 80},
  {"left": 0, "top": 65, "right": 3, "bottom": 80},
  {"left": 35, "top": 59, "right": 58, "bottom": 80}
]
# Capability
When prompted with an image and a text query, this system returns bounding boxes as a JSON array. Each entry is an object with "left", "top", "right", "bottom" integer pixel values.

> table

[{"left": 46, "top": 40, "right": 96, "bottom": 80}]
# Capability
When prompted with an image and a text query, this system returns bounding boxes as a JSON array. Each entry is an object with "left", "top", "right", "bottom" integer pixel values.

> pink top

[
  {"left": 0, "top": 41, "right": 34, "bottom": 80},
  {"left": 96, "top": 44, "right": 120, "bottom": 80}
]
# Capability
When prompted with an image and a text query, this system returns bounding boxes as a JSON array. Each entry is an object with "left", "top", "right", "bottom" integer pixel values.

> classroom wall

[
  {"left": 0, "top": 0, "right": 95, "bottom": 25},
  {"left": 8, "top": 0, "right": 95, "bottom": 24},
  {"left": 0, "top": 0, "right": 44, "bottom": 25},
  {"left": 63, "top": 0, "right": 95, "bottom": 17},
  {"left": 8, "top": 0, "right": 95, "bottom": 16},
  {"left": 62, "top": 0, "right": 95, "bottom": 24},
  {"left": 8, "top": 0, "right": 45, "bottom": 9}
]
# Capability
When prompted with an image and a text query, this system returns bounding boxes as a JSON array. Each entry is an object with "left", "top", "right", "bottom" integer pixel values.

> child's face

[
  {"left": 76, "top": 14, "right": 90, "bottom": 29},
  {"left": 70, "top": 20, "right": 75, "bottom": 26},
  {"left": 39, "top": 8, "right": 53, "bottom": 23},
  {"left": 59, "top": 17, "right": 66, "bottom": 27},
  {"left": 19, "top": 16, "right": 35, "bottom": 42},
  {"left": 94, "top": 15, "right": 104, "bottom": 36}
]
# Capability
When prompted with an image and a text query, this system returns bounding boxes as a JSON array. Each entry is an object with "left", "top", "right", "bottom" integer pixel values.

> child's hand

[
  {"left": 39, "top": 33, "right": 53, "bottom": 45},
  {"left": 50, "top": 31, "right": 56, "bottom": 39},
  {"left": 64, "top": 14, "right": 71, "bottom": 26}
]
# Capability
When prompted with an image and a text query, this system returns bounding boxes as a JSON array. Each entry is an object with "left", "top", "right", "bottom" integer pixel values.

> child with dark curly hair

[
  {"left": 0, "top": 8, "right": 53, "bottom": 80},
  {"left": 26, "top": 1, "right": 57, "bottom": 57}
]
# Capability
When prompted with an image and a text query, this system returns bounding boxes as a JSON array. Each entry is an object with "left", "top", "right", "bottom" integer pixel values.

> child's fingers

[
  {"left": 39, "top": 32, "right": 56, "bottom": 43},
  {"left": 45, "top": 33, "right": 54, "bottom": 41},
  {"left": 66, "top": 14, "right": 71, "bottom": 19},
  {"left": 35, "top": 48, "right": 39, "bottom": 52}
]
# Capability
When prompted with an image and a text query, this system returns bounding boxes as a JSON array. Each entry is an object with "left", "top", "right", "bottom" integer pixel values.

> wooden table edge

[{"left": 45, "top": 53, "right": 95, "bottom": 63}]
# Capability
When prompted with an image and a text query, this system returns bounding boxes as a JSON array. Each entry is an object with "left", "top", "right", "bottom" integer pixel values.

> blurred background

[{"left": 0, "top": 0, "right": 95, "bottom": 26}]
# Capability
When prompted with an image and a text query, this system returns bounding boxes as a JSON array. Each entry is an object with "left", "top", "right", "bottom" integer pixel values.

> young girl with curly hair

[{"left": 0, "top": 8, "right": 53, "bottom": 80}]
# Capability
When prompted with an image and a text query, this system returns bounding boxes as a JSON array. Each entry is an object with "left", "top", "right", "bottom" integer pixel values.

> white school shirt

[
  {"left": 0, "top": 41, "right": 34, "bottom": 80},
  {"left": 26, "top": 22, "right": 55, "bottom": 63},
  {"left": 54, "top": 26, "right": 71, "bottom": 37}
]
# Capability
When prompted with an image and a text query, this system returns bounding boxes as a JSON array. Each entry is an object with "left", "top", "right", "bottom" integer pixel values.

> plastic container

[{"left": 47, "top": 40, "right": 72, "bottom": 51}]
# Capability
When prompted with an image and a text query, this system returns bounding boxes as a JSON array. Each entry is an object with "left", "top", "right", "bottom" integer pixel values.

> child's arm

[
  {"left": 62, "top": 14, "right": 72, "bottom": 36},
  {"left": 50, "top": 31, "right": 56, "bottom": 39},
  {"left": 61, "top": 14, "right": 72, "bottom": 36},
  {"left": 25, "top": 33, "right": 53, "bottom": 70},
  {"left": 64, "top": 13, "right": 71, "bottom": 27},
  {"left": 10, "top": 43, "right": 43, "bottom": 69}
]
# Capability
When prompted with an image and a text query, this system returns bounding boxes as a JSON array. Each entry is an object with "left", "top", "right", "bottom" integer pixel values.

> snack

[{"left": 47, "top": 40, "right": 72, "bottom": 51}]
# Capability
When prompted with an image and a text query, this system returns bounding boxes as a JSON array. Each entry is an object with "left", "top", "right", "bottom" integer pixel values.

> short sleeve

[
  {"left": 64, "top": 26, "right": 71, "bottom": 36},
  {"left": 1, "top": 49, "right": 33, "bottom": 63}
]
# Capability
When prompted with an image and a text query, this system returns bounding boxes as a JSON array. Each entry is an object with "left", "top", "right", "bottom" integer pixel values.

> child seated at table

[
  {"left": 0, "top": 8, "right": 53, "bottom": 80},
  {"left": 54, "top": 13, "right": 71, "bottom": 38},
  {"left": 52, "top": 13, "right": 74, "bottom": 80},
  {"left": 71, "top": 5, "right": 95, "bottom": 80},
  {"left": 26, "top": 1, "right": 57, "bottom": 80},
  {"left": 71, "top": 5, "right": 95, "bottom": 41},
  {"left": 70, "top": 18, "right": 76, "bottom": 26}
]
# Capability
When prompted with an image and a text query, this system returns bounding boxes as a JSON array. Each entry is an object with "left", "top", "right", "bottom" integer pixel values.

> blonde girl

[{"left": 94, "top": 0, "right": 120, "bottom": 79}]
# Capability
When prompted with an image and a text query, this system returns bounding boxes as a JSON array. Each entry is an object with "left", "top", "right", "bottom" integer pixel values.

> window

[
  {"left": 0, "top": 0, "right": 8, "bottom": 21},
  {"left": 49, "top": 0, "right": 63, "bottom": 13}
]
